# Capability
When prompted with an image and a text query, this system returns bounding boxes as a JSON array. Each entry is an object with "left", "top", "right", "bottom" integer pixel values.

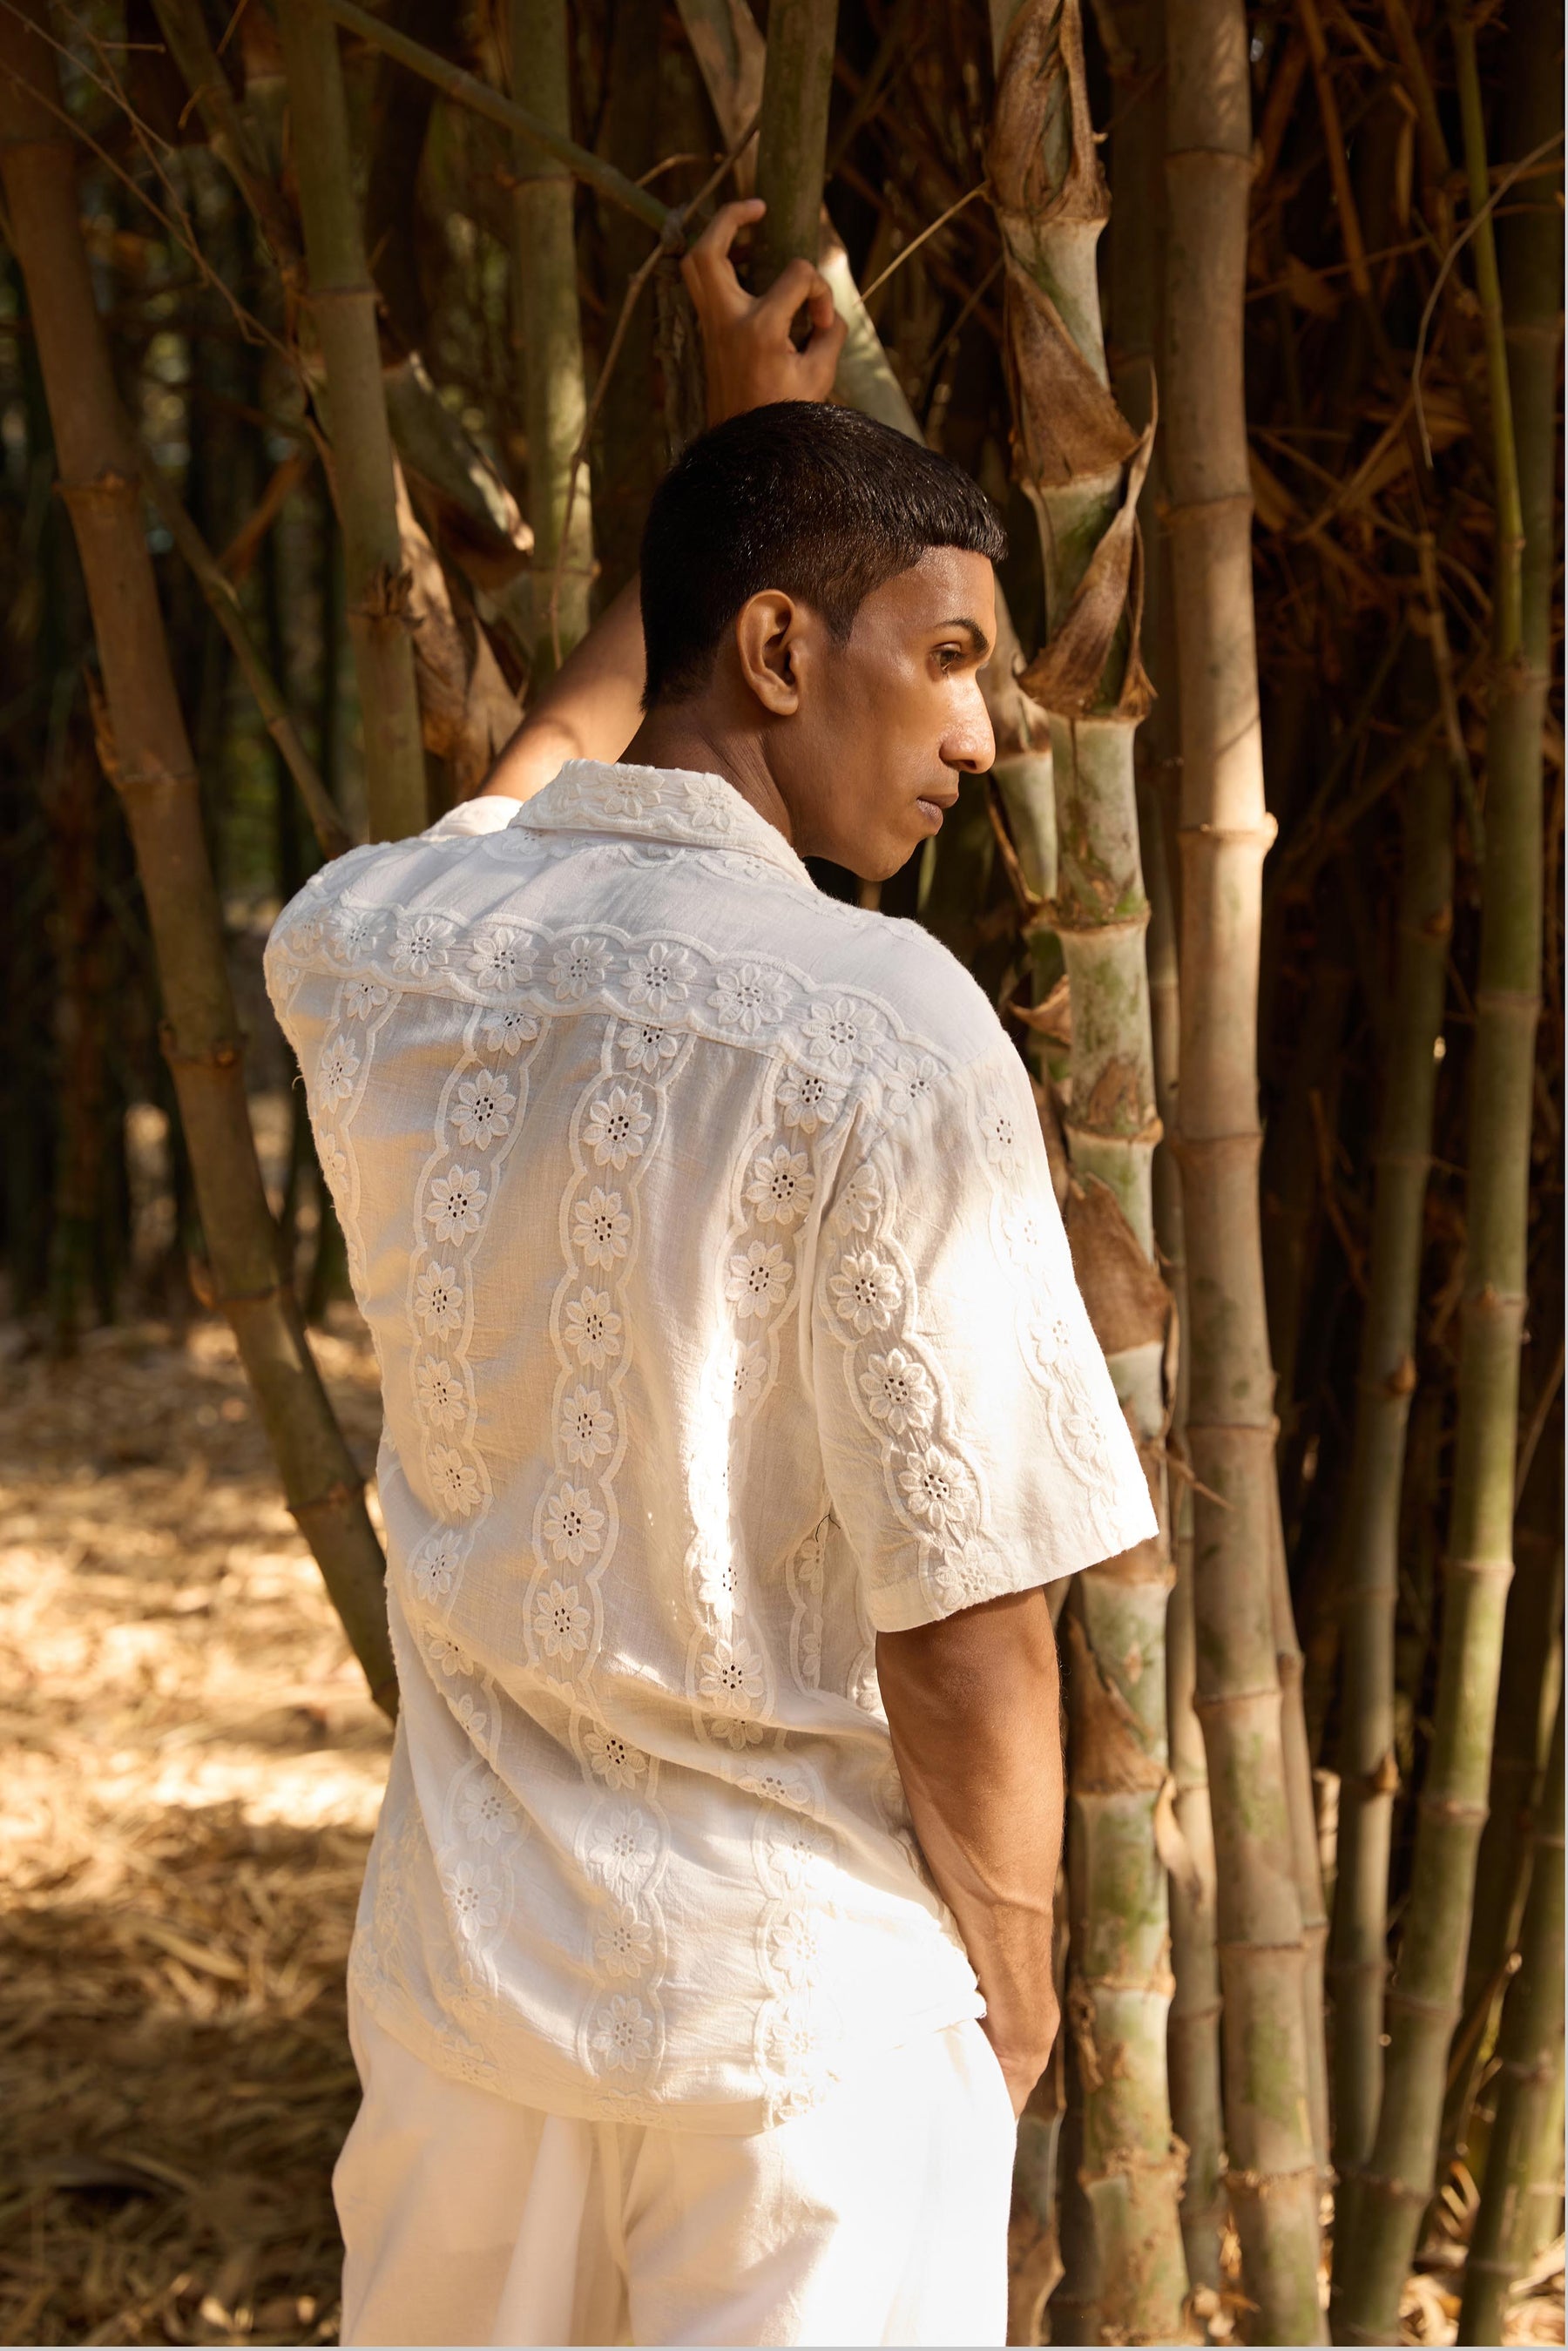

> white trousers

[{"left": 335, "top": 1996, "right": 1016, "bottom": 2348}]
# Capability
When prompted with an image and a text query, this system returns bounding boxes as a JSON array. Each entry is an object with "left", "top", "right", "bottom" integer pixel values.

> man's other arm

[{"left": 875, "top": 1585, "right": 1063, "bottom": 2117}]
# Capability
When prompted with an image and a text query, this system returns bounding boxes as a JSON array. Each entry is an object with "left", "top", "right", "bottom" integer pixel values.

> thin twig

[
  {"left": 1409, "top": 130, "right": 1565, "bottom": 468},
  {"left": 860, "top": 179, "right": 988, "bottom": 303},
  {"left": 1514, "top": 1336, "right": 1565, "bottom": 1506}
]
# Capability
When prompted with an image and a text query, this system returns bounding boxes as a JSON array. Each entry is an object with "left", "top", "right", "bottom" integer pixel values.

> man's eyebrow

[{"left": 936, "top": 616, "right": 993, "bottom": 659}]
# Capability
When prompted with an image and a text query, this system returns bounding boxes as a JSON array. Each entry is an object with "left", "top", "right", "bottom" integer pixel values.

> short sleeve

[{"left": 812, "top": 1040, "right": 1157, "bottom": 1632}]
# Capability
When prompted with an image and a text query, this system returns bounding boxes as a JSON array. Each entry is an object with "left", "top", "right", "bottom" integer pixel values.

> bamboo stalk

[
  {"left": 1456, "top": 1686, "right": 1565, "bottom": 2346},
  {"left": 510, "top": 0, "right": 594, "bottom": 674},
  {"left": 1164, "top": 0, "right": 1325, "bottom": 2329},
  {"left": 1332, "top": 0, "right": 1558, "bottom": 2326},
  {"left": 137, "top": 452, "right": 352, "bottom": 861},
  {"left": 274, "top": 0, "right": 427, "bottom": 842},
  {"left": 752, "top": 0, "right": 839, "bottom": 287},
  {"left": 1328, "top": 737, "right": 1452, "bottom": 2175},
  {"left": 989, "top": 4, "right": 1188, "bottom": 2338},
  {"left": 0, "top": 0, "right": 395, "bottom": 1716}
]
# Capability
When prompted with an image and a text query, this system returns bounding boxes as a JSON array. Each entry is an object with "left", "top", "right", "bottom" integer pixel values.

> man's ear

[{"left": 733, "top": 591, "right": 805, "bottom": 717}]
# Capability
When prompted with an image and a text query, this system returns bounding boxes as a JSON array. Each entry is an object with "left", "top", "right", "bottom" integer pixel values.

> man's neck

[{"left": 622, "top": 710, "right": 797, "bottom": 848}]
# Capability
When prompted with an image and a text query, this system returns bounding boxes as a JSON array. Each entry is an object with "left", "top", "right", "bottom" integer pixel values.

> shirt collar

[{"left": 506, "top": 760, "right": 816, "bottom": 892}]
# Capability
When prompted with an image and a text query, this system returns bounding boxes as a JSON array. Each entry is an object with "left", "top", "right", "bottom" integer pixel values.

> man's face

[{"left": 775, "top": 548, "right": 998, "bottom": 882}]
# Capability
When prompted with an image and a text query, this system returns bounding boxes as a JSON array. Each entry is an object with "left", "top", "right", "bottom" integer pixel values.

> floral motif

[
  {"left": 392, "top": 914, "right": 451, "bottom": 976},
  {"left": 619, "top": 1017, "right": 679, "bottom": 1076},
  {"left": 467, "top": 927, "right": 531, "bottom": 991},
  {"left": 573, "top": 1187, "right": 630, "bottom": 1270},
  {"left": 564, "top": 1289, "right": 622, "bottom": 1368},
  {"left": 410, "top": 1531, "right": 460, "bottom": 1602},
  {"left": 426, "top": 1629, "right": 473, "bottom": 1679},
  {"left": 460, "top": 1776, "right": 519, "bottom": 1846},
  {"left": 592, "top": 767, "right": 659, "bottom": 817},
  {"left": 431, "top": 1444, "right": 482, "bottom": 1519},
  {"left": 834, "top": 1164, "right": 882, "bottom": 1235},
  {"left": 829, "top": 1252, "right": 901, "bottom": 1334},
  {"left": 739, "top": 1764, "right": 811, "bottom": 1808},
  {"left": 897, "top": 1444, "right": 967, "bottom": 1533},
  {"left": 981, "top": 1100, "right": 1024, "bottom": 1172},
  {"left": 542, "top": 1482, "right": 605, "bottom": 1564},
  {"left": 590, "top": 1992, "right": 653, "bottom": 2071},
  {"left": 745, "top": 1145, "right": 814, "bottom": 1229},
  {"left": 534, "top": 1577, "right": 591, "bottom": 1660},
  {"left": 344, "top": 976, "right": 389, "bottom": 1021},
  {"left": 319, "top": 1034, "right": 360, "bottom": 1103},
  {"left": 777, "top": 1066, "right": 842, "bottom": 1136},
  {"left": 625, "top": 941, "right": 693, "bottom": 1013},
  {"left": 452, "top": 1070, "right": 514, "bottom": 1148},
  {"left": 452, "top": 1692, "right": 487, "bottom": 1740},
  {"left": 415, "top": 1263, "right": 464, "bottom": 1334},
  {"left": 481, "top": 1005, "right": 540, "bottom": 1057},
  {"left": 771, "top": 1815, "right": 833, "bottom": 1889},
  {"left": 803, "top": 995, "right": 880, "bottom": 1072},
  {"left": 770, "top": 1906, "right": 822, "bottom": 1990},
  {"left": 1030, "top": 1308, "right": 1075, "bottom": 1371},
  {"left": 551, "top": 936, "right": 610, "bottom": 1000},
  {"left": 710, "top": 962, "right": 789, "bottom": 1036},
  {"left": 585, "top": 1725, "right": 645, "bottom": 1790},
  {"left": 443, "top": 1855, "right": 503, "bottom": 1934},
  {"left": 328, "top": 906, "right": 380, "bottom": 963},
  {"left": 888, "top": 1051, "right": 939, "bottom": 1118},
  {"left": 1004, "top": 1202, "right": 1051, "bottom": 1271},
  {"left": 316, "top": 1132, "right": 348, "bottom": 1191},
  {"left": 427, "top": 1166, "right": 487, "bottom": 1242},
  {"left": 860, "top": 1348, "right": 936, "bottom": 1437},
  {"left": 560, "top": 1384, "right": 614, "bottom": 1467},
  {"left": 583, "top": 1084, "right": 650, "bottom": 1170},
  {"left": 731, "top": 1341, "right": 768, "bottom": 1408},
  {"left": 591, "top": 1806, "right": 657, "bottom": 1891},
  {"left": 595, "top": 1905, "right": 653, "bottom": 1979},
  {"left": 699, "top": 1635, "right": 766, "bottom": 1720},
  {"left": 726, "top": 1240, "right": 792, "bottom": 1321},
  {"left": 416, "top": 1355, "right": 465, "bottom": 1430}
]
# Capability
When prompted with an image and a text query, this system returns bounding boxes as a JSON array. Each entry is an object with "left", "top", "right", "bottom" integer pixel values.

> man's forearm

[
  {"left": 480, "top": 577, "right": 645, "bottom": 800},
  {"left": 876, "top": 1585, "right": 1064, "bottom": 2113}
]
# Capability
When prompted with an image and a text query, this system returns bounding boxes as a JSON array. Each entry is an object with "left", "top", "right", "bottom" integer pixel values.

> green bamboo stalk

[
  {"left": 510, "top": 0, "right": 594, "bottom": 673},
  {"left": 1332, "top": 0, "right": 1559, "bottom": 2327},
  {"left": 274, "top": 0, "right": 427, "bottom": 842},
  {"left": 989, "top": 4, "right": 1187, "bottom": 2338},
  {"left": 1329, "top": 739, "right": 1452, "bottom": 2178},
  {"left": 0, "top": 0, "right": 395, "bottom": 1714},
  {"left": 751, "top": 0, "right": 839, "bottom": 287},
  {"left": 1457, "top": 1686, "right": 1565, "bottom": 2346},
  {"left": 1164, "top": 0, "right": 1324, "bottom": 2329}
]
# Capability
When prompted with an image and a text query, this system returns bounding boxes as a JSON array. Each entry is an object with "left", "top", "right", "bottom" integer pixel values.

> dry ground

[
  {"left": 0, "top": 1314, "right": 1560, "bottom": 2348},
  {"left": 0, "top": 1313, "right": 389, "bottom": 2348}
]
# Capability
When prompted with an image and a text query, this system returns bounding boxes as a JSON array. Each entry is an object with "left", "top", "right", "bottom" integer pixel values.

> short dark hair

[{"left": 639, "top": 402, "right": 1007, "bottom": 706}]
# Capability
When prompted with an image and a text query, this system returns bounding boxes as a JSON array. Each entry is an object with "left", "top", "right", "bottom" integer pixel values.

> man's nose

[{"left": 944, "top": 681, "right": 997, "bottom": 775}]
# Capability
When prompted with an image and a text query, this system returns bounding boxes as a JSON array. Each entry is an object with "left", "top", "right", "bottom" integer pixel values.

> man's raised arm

[
  {"left": 876, "top": 1588, "right": 1063, "bottom": 2118},
  {"left": 480, "top": 198, "right": 847, "bottom": 802}
]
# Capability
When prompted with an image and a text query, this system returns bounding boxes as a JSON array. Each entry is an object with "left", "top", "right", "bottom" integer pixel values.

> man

[{"left": 267, "top": 202, "right": 1154, "bottom": 2348}]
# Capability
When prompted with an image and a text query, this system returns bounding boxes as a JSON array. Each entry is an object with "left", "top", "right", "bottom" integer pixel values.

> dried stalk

[
  {"left": 1165, "top": 0, "right": 1325, "bottom": 2327},
  {"left": 274, "top": 0, "right": 427, "bottom": 842},
  {"left": 0, "top": 0, "right": 395, "bottom": 1715}
]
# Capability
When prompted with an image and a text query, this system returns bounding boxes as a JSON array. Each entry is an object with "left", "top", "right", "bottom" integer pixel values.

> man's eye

[{"left": 936, "top": 645, "right": 961, "bottom": 671}]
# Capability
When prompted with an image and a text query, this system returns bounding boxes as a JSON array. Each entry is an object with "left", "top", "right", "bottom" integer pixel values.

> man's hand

[
  {"left": 683, "top": 198, "right": 848, "bottom": 426},
  {"left": 875, "top": 1585, "right": 1064, "bottom": 2118}
]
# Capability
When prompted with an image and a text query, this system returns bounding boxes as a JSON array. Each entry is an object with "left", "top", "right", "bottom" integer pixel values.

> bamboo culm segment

[
  {"left": 274, "top": 0, "right": 427, "bottom": 844},
  {"left": 1329, "top": 735, "right": 1452, "bottom": 2176},
  {"left": 0, "top": 0, "right": 395, "bottom": 1716},
  {"left": 1331, "top": 0, "right": 1558, "bottom": 2327},
  {"left": 989, "top": 3, "right": 1188, "bottom": 2339},
  {"left": 752, "top": 0, "right": 841, "bottom": 287},
  {"left": 510, "top": 0, "right": 594, "bottom": 672},
  {"left": 1165, "top": 0, "right": 1324, "bottom": 2328},
  {"left": 1457, "top": 1687, "right": 1565, "bottom": 2346}
]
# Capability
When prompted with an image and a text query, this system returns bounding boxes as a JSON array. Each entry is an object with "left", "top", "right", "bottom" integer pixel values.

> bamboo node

[
  {"left": 158, "top": 1023, "right": 243, "bottom": 1073},
  {"left": 354, "top": 563, "right": 416, "bottom": 625},
  {"left": 291, "top": 1479, "right": 366, "bottom": 1519},
  {"left": 1413, "top": 1789, "right": 1490, "bottom": 1823},
  {"left": 57, "top": 470, "right": 139, "bottom": 508}
]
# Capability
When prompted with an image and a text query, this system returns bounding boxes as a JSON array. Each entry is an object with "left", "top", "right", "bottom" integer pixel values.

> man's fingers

[
  {"left": 686, "top": 196, "right": 765, "bottom": 279},
  {"left": 754, "top": 255, "right": 828, "bottom": 331}
]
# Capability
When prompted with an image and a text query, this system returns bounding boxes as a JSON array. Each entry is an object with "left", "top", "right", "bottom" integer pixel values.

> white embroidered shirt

[{"left": 266, "top": 760, "right": 1155, "bottom": 2131}]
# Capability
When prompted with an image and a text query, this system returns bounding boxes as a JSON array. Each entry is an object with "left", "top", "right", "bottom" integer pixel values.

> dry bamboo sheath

[{"left": 0, "top": 0, "right": 395, "bottom": 1715}]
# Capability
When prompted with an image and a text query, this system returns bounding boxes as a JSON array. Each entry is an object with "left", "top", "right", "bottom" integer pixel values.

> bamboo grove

[{"left": 0, "top": 0, "right": 1559, "bottom": 2341}]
